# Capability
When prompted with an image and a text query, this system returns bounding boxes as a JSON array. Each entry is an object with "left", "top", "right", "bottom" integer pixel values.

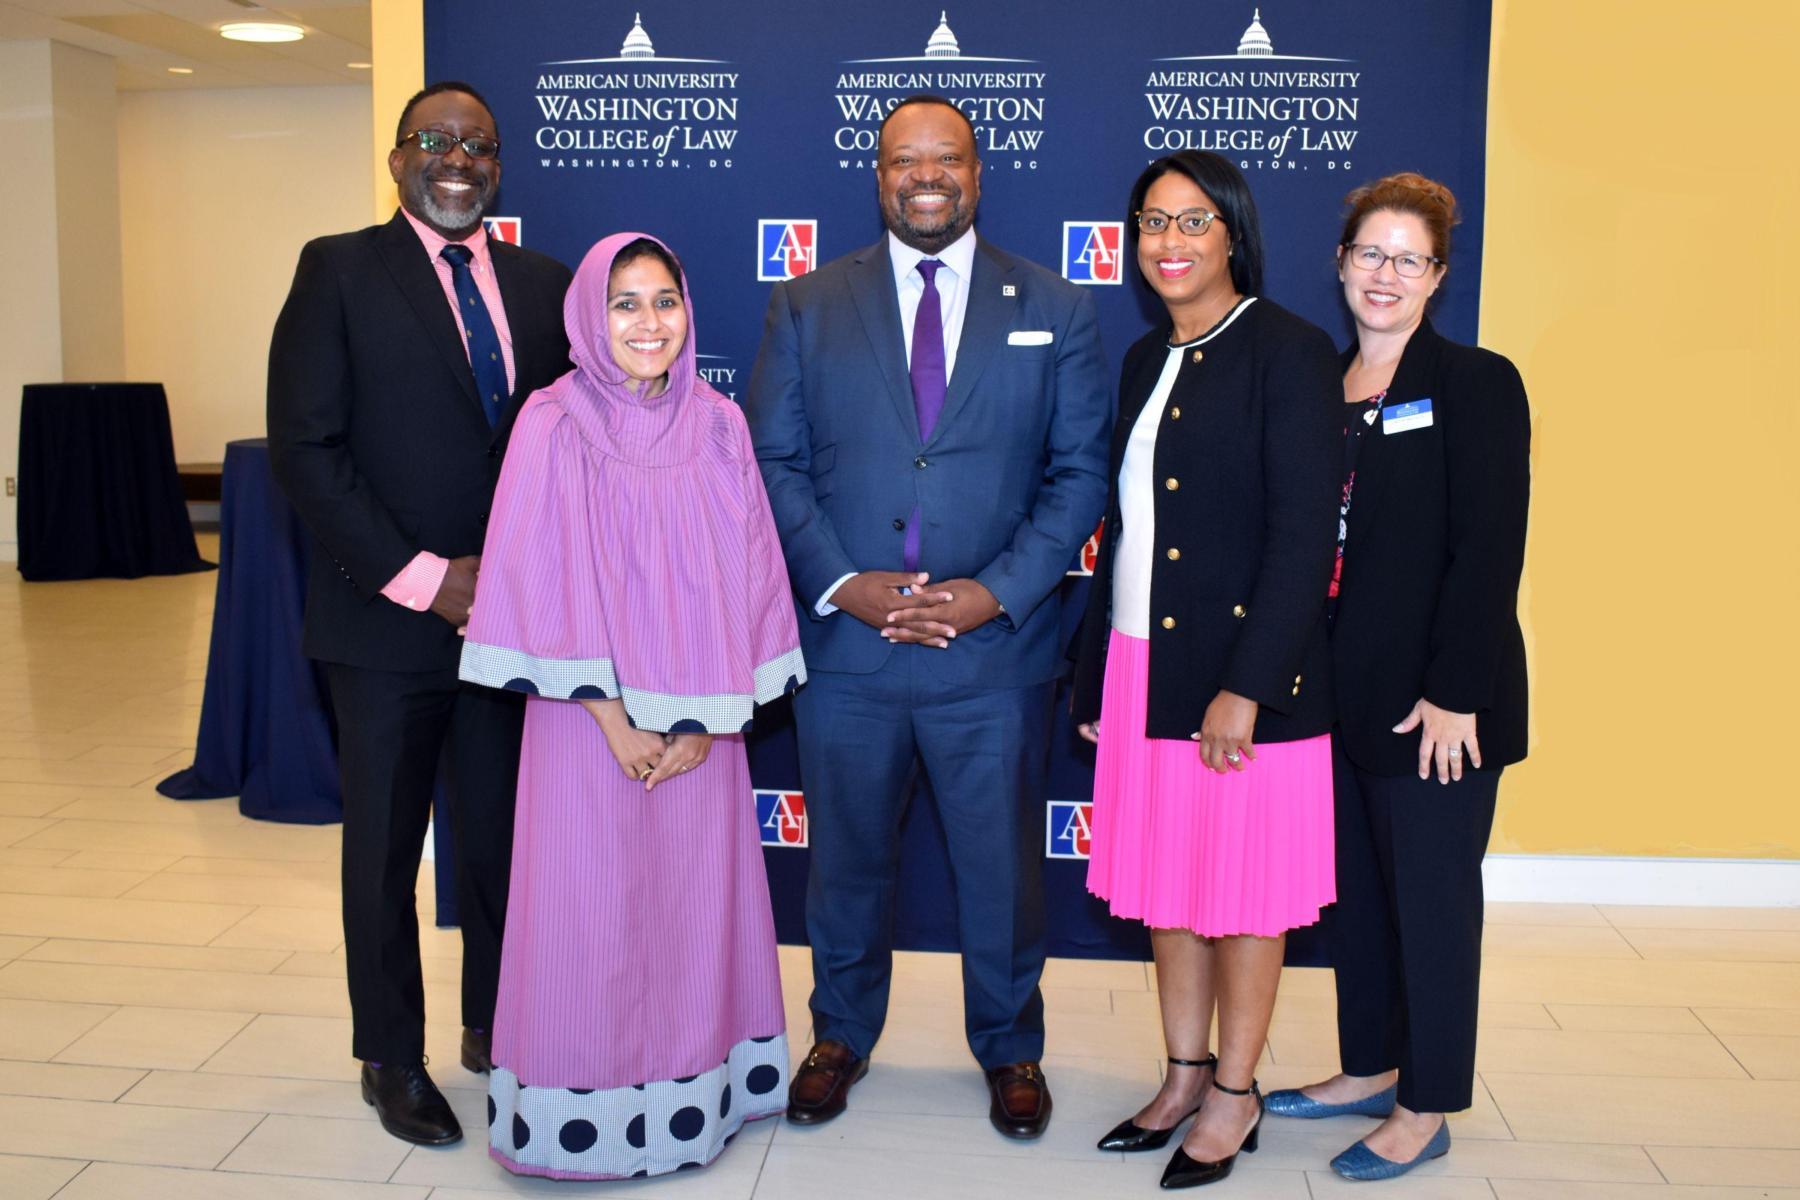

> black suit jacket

[
  {"left": 1331, "top": 317, "right": 1532, "bottom": 776},
  {"left": 267, "top": 212, "right": 573, "bottom": 672},
  {"left": 1071, "top": 299, "right": 1340, "bottom": 743}
]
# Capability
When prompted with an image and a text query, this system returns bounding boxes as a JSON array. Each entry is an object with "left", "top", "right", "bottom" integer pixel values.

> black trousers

[
  {"left": 326, "top": 663, "right": 524, "bottom": 1064},
  {"left": 1326, "top": 736, "right": 1501, "bottom": 1113}
]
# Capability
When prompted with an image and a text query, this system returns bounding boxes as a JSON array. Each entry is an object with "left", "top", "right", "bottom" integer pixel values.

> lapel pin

[{"left": 1002, "top": 284, "right": 1016, "bottom": 297}]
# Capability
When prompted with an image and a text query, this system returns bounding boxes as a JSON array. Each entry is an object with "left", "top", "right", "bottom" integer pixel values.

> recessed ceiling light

[
  {"left": 346, "top": 61, "right": 372, "bottom": 69},
  {"left": 219, "top": 22, "right": 305, "bottom": 43},
  {"left": 167, "top": 66, "right": 195, "bottom": 75}
]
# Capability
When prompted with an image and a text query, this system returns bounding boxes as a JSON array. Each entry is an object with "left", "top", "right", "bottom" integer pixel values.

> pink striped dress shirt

[{"left": 380, "top": 210, "right": 521, "bottom": 611}]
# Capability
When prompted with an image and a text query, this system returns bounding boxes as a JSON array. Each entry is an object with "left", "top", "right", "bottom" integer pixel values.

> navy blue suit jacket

[{"left": 747, "top": 236, "right": 1110, "bottom": 687}]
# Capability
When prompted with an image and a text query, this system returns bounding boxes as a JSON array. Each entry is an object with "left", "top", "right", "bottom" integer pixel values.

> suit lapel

[
  {"left": 1345, "top": 318, "right": 1442, "bottom": 537},
  {"left": 374, "top": 213, "right": 486, "bottom": 426},
  {"left": 931, "top": 239, "right": 1013, "bottom": 446},
  {"left": 845, "top": 241, "right": 919, "bottom": 442}
]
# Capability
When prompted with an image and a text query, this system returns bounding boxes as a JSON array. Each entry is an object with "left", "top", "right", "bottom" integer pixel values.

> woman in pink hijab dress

[{"left": 459, "top": 232, "right": 804, "bottom": 1180}]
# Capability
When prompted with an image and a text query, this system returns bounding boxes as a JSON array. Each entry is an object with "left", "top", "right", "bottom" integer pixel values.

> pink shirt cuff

[{"left": 381, "top": 552, "right": 450, "bottom": 612}]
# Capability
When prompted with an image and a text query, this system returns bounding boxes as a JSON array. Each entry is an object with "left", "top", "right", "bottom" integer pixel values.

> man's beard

[
  {"left": 409, "top": 174, "right": 490, "bottom": 233},
  {"left": 884, "top": 191, "right": 972, "bottom": 253}
]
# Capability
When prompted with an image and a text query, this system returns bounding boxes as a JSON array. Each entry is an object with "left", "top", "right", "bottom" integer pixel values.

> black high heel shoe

[
  {"left": 1095, "top": 1055, "right": 1216, "bottom": 1152},
  {"left": 1158, "top": 1077, "right": 1262, "bottom": 1189}
]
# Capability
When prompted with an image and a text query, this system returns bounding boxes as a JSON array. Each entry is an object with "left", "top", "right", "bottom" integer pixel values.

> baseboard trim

[{"left": 1483, "top": 853, "right": 1800, "bottom": 907}]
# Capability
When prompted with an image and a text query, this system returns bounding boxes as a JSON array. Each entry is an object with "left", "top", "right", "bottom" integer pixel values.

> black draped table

[
  {"left": 16, "top": 382, "right": 213, "bottom": 581},
  {"left": 158, "top": 439, "right": 458, "bottom": 923}
]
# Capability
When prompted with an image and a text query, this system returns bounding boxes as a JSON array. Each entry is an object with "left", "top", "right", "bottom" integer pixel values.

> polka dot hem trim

[{"left": 488, "top": 1031, "right": 789, "bottom": 1180}]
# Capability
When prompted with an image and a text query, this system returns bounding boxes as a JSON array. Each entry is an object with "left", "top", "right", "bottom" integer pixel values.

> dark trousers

[
  {"left": 1327, "top": 736, "right": 1501, "bottom": 1113},
  {"left": 792, "top": 656, "right": 1053, "bottom": 1070},
  {"left": 325, "top": 663, "right": 523, "bottom": 1064}
]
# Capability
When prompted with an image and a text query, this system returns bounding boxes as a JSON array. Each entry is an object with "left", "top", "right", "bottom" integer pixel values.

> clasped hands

[
  {"left": 830, "top": 571, "right": 1000, "bottom": 649},
  {"left": 580, "top": 698, "right": 712, "bottom": 791}
]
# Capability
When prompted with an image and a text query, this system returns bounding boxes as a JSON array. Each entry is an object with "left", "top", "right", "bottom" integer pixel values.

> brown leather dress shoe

[
  {"left": 786, "top": 1039, "right": 868, "bottom": 1125},
  {"left": 986, "top": 1061, "right": 1053, "bottom": 1139},
  {"left": 460, "top": 1027, "right": 493, "bottom": 1074}
]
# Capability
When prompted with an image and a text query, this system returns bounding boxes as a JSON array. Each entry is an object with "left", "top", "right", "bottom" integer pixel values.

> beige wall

[
  {"left": 118, "top": 85, "right": 373, "bottom": 463},
  {"left": 0, "top": 40, "right": 125, "bottom": 561},
  {"left": 51, "top": 42, "right": 124, "bottom": 381}
]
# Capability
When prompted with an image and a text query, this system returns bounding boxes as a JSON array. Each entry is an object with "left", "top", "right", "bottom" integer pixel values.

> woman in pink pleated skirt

[{"left": 1068, "top": 151, "right": 1341, "bottom": 1190}]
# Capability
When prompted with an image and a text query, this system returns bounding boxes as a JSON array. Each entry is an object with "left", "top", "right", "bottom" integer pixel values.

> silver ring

[
  {"left": 1449, "top": 748, "right": 1462, "bottom": 759},
  {"left": 1225, "top": 751, "right": 1242, "bottom": 764}
]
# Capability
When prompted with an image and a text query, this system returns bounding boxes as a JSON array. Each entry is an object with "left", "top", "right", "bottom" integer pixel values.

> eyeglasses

[
  {"left": 1134, "top": 207, "right": 1218, "bottom": 237},
  {"left": 1341, "top": 243, "right": 1441, "bottom": 278},
  {"left": 398, "top": 129, "right": 501, "bottom": 160}
]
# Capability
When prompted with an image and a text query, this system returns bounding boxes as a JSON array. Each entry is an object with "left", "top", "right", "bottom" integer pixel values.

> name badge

[{"left": 1381, "top": 397, "right": 1434, "bottom": 435}]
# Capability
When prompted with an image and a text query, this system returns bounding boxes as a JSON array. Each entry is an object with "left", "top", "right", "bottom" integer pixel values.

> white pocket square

[{"left": 1008, "top": 330, "right": 1053, "bottom": 346}]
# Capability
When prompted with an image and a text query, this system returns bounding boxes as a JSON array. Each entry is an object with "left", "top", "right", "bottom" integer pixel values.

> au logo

[
  {"left": 483, "top": 216, "right": 522, "bottom": 245},
  {"left": 758, "top": 220, "right": 817, "bottom": 281},
  {"left": 1046, "top": 800, "right": 1093, "bottom": 859},
  {"left": 1062, "top": 222, "right": 1123, "bottom": 285},
  {"left": 755, "top": 790, "right": 809, "bottom": 847},
  {"left": 1067, "top": 518, "right": 1104, "bottom": 577}
]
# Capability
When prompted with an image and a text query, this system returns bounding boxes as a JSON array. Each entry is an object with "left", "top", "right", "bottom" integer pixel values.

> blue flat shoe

[
  {"left": 1330, "top": 1118, "right": 1450, "bottom": 1181},
  {"left": 1264, "top": 1084, "right": 1397, "bottom": 1119}
]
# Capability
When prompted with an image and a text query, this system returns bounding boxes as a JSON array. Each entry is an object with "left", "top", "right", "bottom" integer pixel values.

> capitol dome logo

[
  {"left": 830, "top": 12, "right": 1047, "bottom": 170},
  {"left": 847, "top": 11, "right": 1032, "bottom": 64},
  {"left": 544, "top": 12, "right": 725, "bottom": 65},
  {"left": 1158, "top": 5, "right": 1350, "bottom": 64}
]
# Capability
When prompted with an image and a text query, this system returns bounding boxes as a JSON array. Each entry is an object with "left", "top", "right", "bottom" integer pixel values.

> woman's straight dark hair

[
  {"left": 609, "top": 236, "right": 684, "bottom": 293},
  {"left": 1127, "top": 151, "right": 1265, "bottom": 297}
]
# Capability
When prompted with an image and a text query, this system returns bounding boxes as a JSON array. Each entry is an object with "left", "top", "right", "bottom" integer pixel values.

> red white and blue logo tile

[
  {"left": 755, "top": 789, "right": 809, "bottom": 847},
  {"left": 1045, "top": 800, "right": 1093, "bottom": 859},
  {"left": 758, "top": 220, "right": 817, "bottom": 281},
  {"left": 1062, "top": 221, "right": 1123, "bottom": 285}
]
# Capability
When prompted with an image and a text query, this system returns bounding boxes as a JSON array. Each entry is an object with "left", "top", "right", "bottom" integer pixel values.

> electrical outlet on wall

[{"left": 3, "top": 477, "right": 13, "bottom": 497}]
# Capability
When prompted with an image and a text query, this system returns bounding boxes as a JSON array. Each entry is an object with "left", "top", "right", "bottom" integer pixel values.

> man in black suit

[{"left": 267, "top": 81, "right": 572, "bottom": 1146}]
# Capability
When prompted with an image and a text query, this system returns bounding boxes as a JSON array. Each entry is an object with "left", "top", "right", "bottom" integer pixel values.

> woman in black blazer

[
  {"left": 1070, "top": 151, "right": 1340, "bottom": 1189},
  {"left": 1264, "top": 173, "right": 1531, "bottom": 1182}
]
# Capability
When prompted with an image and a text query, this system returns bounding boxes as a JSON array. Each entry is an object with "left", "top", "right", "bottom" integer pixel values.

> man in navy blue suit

[{"left": 748, "top": 94, "right": 1109, "bottom": 1140}]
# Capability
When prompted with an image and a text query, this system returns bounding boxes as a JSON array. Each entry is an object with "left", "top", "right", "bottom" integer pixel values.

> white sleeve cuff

[{"left": 815, "top": 571, "right": 857, "bottom": 616}]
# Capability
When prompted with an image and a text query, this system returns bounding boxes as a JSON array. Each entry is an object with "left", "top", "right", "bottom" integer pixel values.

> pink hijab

[{"left": 537, "top": 231, "right": 724, "bottom": 468}]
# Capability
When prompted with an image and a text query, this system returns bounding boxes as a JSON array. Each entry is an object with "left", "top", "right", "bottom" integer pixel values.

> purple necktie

[{"left": 903, "top": 259, "right": 946, "bottom": 572}]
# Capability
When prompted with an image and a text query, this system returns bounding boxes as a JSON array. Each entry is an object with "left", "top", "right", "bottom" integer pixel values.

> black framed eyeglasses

[
  {"left": 399, "top": 128, "right": 501, "bottom": 160},
  {"left": 1134, "top": 207, "right": 1218, "bottom": 237},
  {"left": 1341, "top": 243, "right": 1442, "bottom": 278}
]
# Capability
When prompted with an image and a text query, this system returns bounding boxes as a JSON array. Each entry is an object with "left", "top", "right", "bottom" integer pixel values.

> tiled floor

[{"left": 0, "top": 540, "right": 1797, "bottom": 1198}]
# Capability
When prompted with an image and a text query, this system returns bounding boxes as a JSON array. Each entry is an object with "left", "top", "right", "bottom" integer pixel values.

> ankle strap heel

[
  {"left": 1167, "top": 1054, "right": 1218, "bottom": 1070},
  {"left": 1212, "top": 1077, "right": 1260, "bottom": 1098}
]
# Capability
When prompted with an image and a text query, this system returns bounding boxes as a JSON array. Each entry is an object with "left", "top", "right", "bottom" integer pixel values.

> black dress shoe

[
  {"left": 1160, "top": 1078, "right": 1262, "bottom": 1189},
  {"left": 786, "top": 1039, "right": 869, "bottom": 1126},
  {"left": 361, "top": 1062, "right": 462, "bottom": 1145},
  {"left": 460, "top": 1027, "right": 493, "bottom": 1074},
  {"left": 986, "top": 1061, "right": 1053, "bottom": 1139},
  {"left": 1097, "top": 1054, "right": 1215, "bottom": 1152}
]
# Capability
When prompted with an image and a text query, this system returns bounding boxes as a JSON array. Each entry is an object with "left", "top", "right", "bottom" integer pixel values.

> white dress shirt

[
  {"left": 1113, "top": 297, "right": 1257, "bottom": 637},
  {"left": 817, "top": 228, "right": 980, "bottom": 615}
]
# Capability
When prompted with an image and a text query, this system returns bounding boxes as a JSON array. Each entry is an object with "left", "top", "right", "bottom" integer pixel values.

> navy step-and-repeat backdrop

[{"left": 425, "top": 0, "right": 1493, "bottom": 960}]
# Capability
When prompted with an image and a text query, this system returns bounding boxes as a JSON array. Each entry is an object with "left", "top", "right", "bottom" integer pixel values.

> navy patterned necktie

[{"left": 440, "top": 243, "right": 506, "bottom": 427}]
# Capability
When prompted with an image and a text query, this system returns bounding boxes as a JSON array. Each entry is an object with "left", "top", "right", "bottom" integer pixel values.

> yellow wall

[
  {"left": 370, "top": 2, "right": 1800, "bottom": 859},
  {"left": 1482, "top": 0, "right": 1800, "bottom": 856},
  {"left": 370, "top": 0, "right": 424, "bottom": 222}
]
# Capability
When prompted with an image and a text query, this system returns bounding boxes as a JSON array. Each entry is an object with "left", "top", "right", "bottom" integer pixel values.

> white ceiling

[{"left": 0, "top": 0, "right": 372, "bottom": 90}]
